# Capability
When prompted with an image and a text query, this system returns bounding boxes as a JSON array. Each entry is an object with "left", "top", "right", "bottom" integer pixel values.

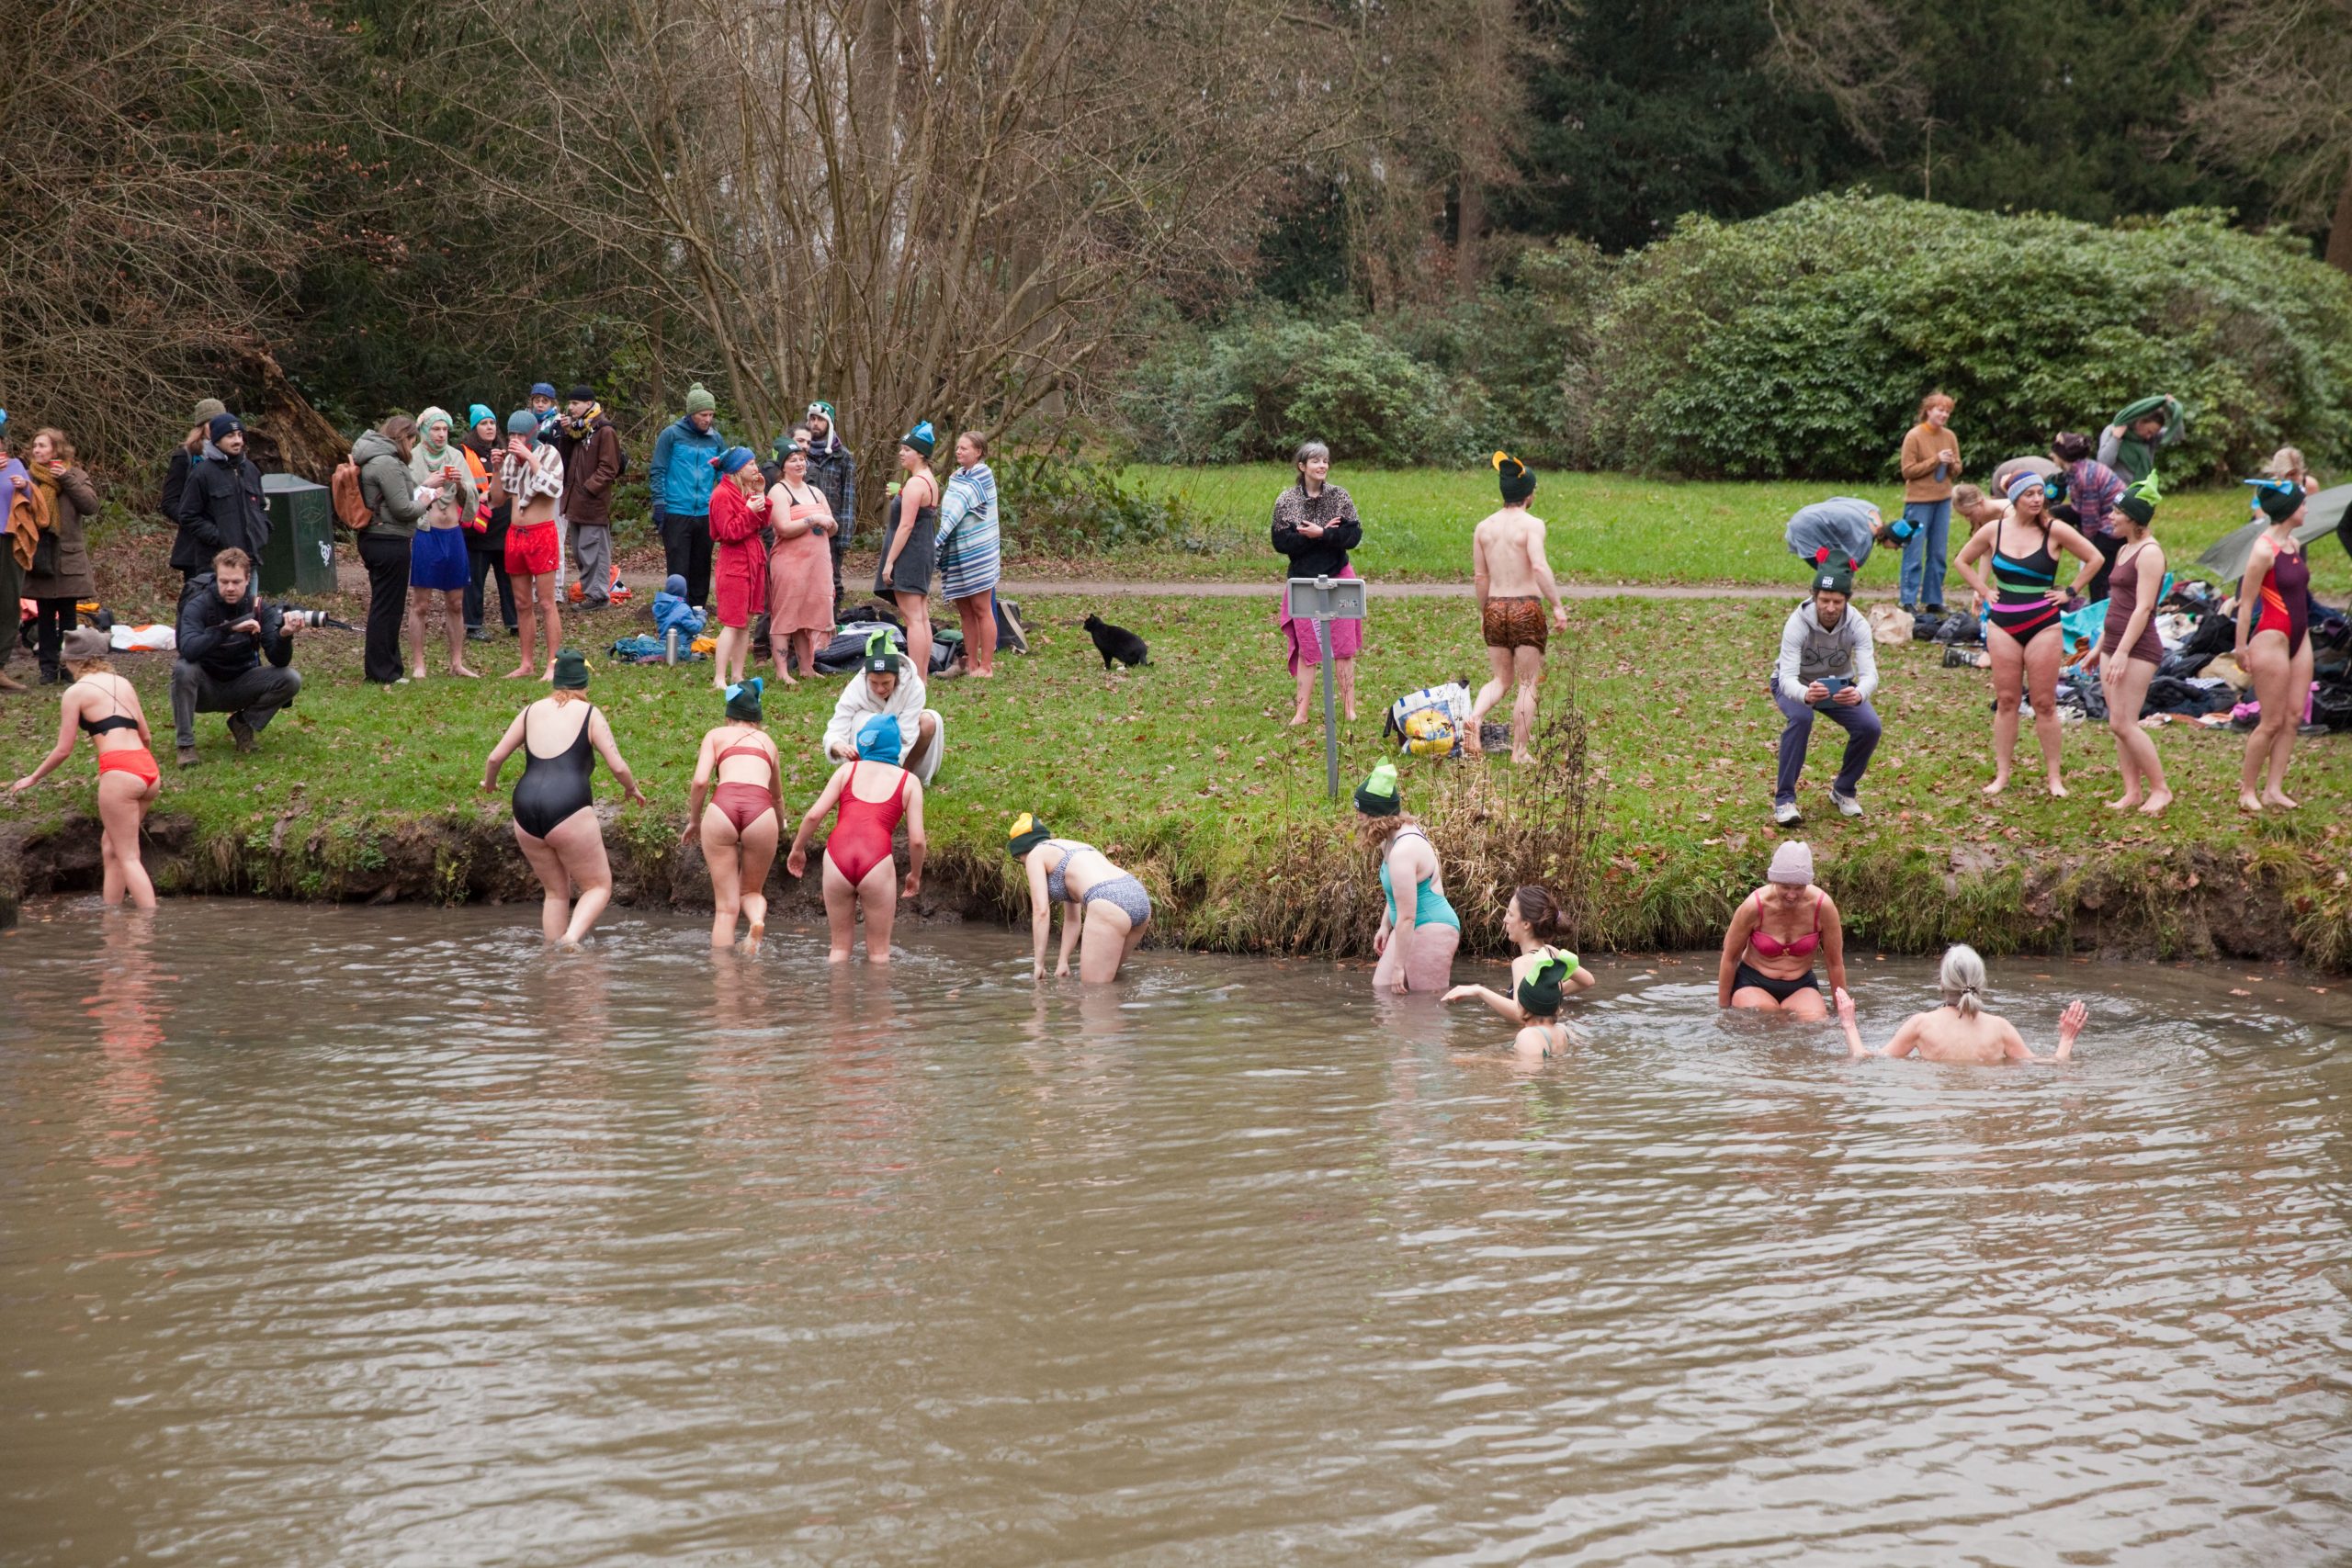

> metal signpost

[{"left": 1288, "top": 575, "right": 1367, "bottom": 800}]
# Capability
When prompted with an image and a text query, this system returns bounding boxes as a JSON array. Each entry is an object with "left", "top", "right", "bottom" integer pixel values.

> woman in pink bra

[{"left": 1716, "top": 840, "right": 1849, "bottom": 1019}]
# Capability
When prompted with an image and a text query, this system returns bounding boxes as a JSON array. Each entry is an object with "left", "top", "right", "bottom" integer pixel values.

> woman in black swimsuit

[
  {"left": 874, "top": 421, "right": 941, "bottom": 680},
  {"left": 481, "top": 649, "right": 647, "bottom": 945},
  {"left": 1951, "top": 470, "right": 2100, "bottom": 798}
]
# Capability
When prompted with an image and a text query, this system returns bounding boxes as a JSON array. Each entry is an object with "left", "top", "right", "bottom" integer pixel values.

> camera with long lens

[{"left": 273, "top": 606, "right": 351, "bottom": 630}]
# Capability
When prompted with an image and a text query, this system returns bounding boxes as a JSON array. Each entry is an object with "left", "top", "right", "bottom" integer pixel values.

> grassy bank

[
  {"left": 1110, "top": 464, "right": 2352, "bottom": 590},
  {"left": 6, "top": 587, "right": 2347, "bottom": 964}
]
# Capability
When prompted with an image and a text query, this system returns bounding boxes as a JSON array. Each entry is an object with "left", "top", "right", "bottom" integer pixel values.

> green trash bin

[{"left": 260, "top": 474, "right": 335, "bottom": 596}]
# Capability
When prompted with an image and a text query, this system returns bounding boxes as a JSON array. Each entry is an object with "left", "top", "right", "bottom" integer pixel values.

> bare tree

[
  {"left": 394, "top": 0, "right": 1342, "bottom": 498},
  {"left": 0, "top": 0, "right": 332, "bottom": 467},
  {"left": 2189, "top": 0, "right": 2352, "bottom": 273},
  {"left": 1758, "top": 0, "right": 1927, "bottom": 156}
]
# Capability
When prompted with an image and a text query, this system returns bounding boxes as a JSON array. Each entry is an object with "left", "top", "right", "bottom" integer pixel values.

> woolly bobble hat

[
  {"left": 684, "top": 384, "right": 717, "bottom": 416},
  {"left": 1769, "top": 840, "right": 1814, "bottom": 886},
  {"left": 901, "top": 420, "right": 936, "bottom": 457},
  {"left": 1354, "top": 761, "right": 1402, "bottom": 818},
  {"left": 1007, "top": 812, "right": 1051, "bottom": 859},
  {"left": 711, "top": 446, "right": 756, "bottom": 475},
  {"left": 468, "top": 403, "right": 495, "bottom": 432},
  {"left": 505, "top": 410, "right": 538, "bottom": 437},
  {"left": 1810, "top": 547, "right": 1856, "bottom": 597},
  {"left": 1492, "top": 449, "right": 1536, "bottom": 505}
]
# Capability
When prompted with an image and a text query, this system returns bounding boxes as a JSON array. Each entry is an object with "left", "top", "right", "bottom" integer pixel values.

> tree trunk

[
  {"left": 1456, "top": 178, "right": 1485, "bottom": 297},
  {"left": 2327, "top": 154, "right": 2352, "bottom": 276}
]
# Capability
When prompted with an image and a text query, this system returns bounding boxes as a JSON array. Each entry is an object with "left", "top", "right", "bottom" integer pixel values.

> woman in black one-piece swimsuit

[
  {"left": 480, "top": 650, "right": 649, "bottom": 945},
  {"left": 875, "top": 421, "right": 941, "bottom": 680}
]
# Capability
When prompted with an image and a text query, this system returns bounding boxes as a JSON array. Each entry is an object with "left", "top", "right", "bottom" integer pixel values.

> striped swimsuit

[{"left": 1988, "top": 522, "right": 2062, "bottom": 642}]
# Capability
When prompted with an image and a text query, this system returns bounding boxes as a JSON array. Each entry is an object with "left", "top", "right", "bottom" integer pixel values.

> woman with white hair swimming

[{"left": 1836, "top": 944, "right": 2086, "bottom": 1064}]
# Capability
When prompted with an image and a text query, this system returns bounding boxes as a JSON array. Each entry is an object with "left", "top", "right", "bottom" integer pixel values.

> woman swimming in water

[
  {"left": 685, "top": 678, "right": 783, "bottom": 950},
  {"left": 481, "top": 649, "right": 648, "bottom": 945},
  {"left": 786, "top": 713, "right": 926, "bottom": 964},
  {"left": 1836, "top": 944, "right": 2086, "bottom": 1064},
  {"left": 1717, "top": 840, "right": 1848, "bottom": 1020},
  {"left": 9, "top": 627, "right": 162, "bottom": 908},
  {"left": 1443, "top": 885, "right": 1595, "bottom": 1056},
  {"left": 2235, "top": 479, "right": 2315, "bottom": 813},
  {"left": 1951, "top": 469, "right": 2102, "bottom": 797},
  {"left": 1353, "top": 762, "right": 1459, "bottom": 995},
  {"left": 1008, "top": 813, "right": 1153, "bottom": 981}
]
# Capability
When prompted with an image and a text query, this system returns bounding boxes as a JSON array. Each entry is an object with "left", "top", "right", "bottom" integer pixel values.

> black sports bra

[{"left": 73, "top": 679, "right": 139, "bottom": 736}]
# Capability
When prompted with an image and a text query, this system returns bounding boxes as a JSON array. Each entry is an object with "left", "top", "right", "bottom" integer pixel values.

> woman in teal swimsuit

[
  {"left": 1952, "top": 469, "right": 2099, "bottom": 797},
  {"left": 1355, "top": 763, "right": 1459, "bottom": 994}
]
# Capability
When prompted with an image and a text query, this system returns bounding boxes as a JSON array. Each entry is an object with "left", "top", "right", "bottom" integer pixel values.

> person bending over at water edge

[
  {"left": 481, "top": 649, "right": 648, "bottom": 946},
  {"left": 1444, "top": 885, "right": 1594, "bottom": 1056},
  {"left": 686, "top": 679, "right": 783, "bottom": 951},
  {"left": 786, "top": 714, "right": 926, "bottom": 964},
  {"left": 1838, "top": 944, "right": 2086, "bottom": 1064},
  {"left": 1770, "top": 551, "right": 1879, "bottom": 827},
  {"left": 1718, "top": 840, "right": 1848, "bottom": 1021},
  {"left": 1009, "top": 813, "right": 1152, "bottom": 982},
  {"left": 11, "top": 628, "right": 162, "bottom": 909},
  {"left": 1465, "top": 451, "right": 1569, "bottom": 763},
  {"left": 1354, "top": 762, "right": 1458, "bottom": 995}
]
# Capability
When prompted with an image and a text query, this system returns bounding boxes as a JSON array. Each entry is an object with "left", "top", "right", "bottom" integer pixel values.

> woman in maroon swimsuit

[
  {"left": 2235, "top": 480, "right": 2316, "bottom": 813},
  {"left": 2080, "top": 479, "right": 2172, "bottom": 816},
  {"left": 786, "top": 714, "right": 926, "bottom": 964},
  {"left": 1716, "top": 840, "right": 1849, "bottom": 1020},
  {"left": 685, "top": 679, "right": 783, "bottom": 950}
]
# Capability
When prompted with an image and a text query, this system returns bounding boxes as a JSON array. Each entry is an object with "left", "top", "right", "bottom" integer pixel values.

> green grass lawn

[
  {"left": 7, "top": 588, "right": 2346, "bottom": 959},
  {"left": 1111, "top": 463, "right": 2351, "bottom": 592}
]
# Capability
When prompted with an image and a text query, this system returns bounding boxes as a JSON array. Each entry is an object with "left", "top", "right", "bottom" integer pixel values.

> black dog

[{"left": 1083, "top": 614, "right": 1149, "bottom": 670}]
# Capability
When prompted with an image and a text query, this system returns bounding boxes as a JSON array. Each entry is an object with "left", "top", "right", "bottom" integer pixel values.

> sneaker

[
  {"left": 1832, "top": 789, "right": 1863, "bottom": 818},
  {"left": 175, "top": 745, "right": 199, "bottom": 768},
  {"left": 228, "top": 713, "right": 257, "bottom": 754},
  {"left": 466, "top": 627, "right": 492, "bottom": 643},
  {"left": 1773, "top": 800, "right": 1802, "bottom": 827}
]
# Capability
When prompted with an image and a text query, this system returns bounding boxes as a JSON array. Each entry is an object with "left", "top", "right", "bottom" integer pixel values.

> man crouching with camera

[{"left": 171, "top": 547, "right": 303, "bottom": 767}]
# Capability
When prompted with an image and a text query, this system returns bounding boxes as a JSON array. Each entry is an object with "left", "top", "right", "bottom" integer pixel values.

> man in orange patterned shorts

[{"left": 1465, "top": 451, "right": 1569, "bottom": 763}]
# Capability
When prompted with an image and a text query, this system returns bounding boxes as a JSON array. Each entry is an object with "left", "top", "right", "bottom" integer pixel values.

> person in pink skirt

[
  {"left": 765, "top": 437, "right": 839, "bottom": 682},
  {"left": 1271, "top": 440, "right": 1363, "bottom": 724}
]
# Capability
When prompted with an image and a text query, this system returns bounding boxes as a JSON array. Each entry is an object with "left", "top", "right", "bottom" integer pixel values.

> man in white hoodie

[
  {"left": 1771, "top": 553, "right": 1881, "bottom": 826},
  {"left": 821, "top": 645, "right": 944, "bottom": 784}
]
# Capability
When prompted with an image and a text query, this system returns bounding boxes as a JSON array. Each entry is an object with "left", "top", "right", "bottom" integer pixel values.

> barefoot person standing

[
  {"left": 1465, "top": 451, "right": 1569, "bottom": 762},
  {"left": 481, "top": 650, "right": 647, "bottom": 945},
  {"left": 490, "top": 411, "right": 565, "bottom": 681},
  {"left": 786, "top": 715, "right": 926, "bottom": 965},
  {"left": 2235, "top": 479, "right": 2317, "bottom": 813},
  {"left": 2079, "top": 477, "right": 2171, "bottom": 816},
  {"left": 1951, "top": 470, "right": 2100, "bottom": 798}
]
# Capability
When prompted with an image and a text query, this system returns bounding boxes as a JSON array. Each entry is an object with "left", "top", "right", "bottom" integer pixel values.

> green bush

[
  {"left": 997, "top": 453, "right": 1211, "bottom": 557},
  {"left": 1577, "top": 192, "right": 2352, "bottom": 479}
]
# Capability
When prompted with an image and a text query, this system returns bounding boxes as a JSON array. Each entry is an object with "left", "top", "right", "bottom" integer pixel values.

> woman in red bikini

[
  {"left": 685, "top": 679, "right": 783, "bottom": 950},
  {"left": 785, "top": 711, "right": 927, "bottom": 964},
  {"left": 10, "top": 627, "right": 162, "bottom": 908},
  {"left": 1715, "top": 840, "right": 1848, "bottom": 1020},
  {"left": 2235, "top": 479, "right": 2316, "bottom": 813}
]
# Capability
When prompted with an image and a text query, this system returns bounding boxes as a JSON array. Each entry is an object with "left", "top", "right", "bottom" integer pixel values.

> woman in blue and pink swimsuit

[
  {"left": 1717, "top": 841, "right": 1849, "bottom": 1020},
  {"left": 1952, "top": 469, "right": 2101, "bottom": 798}
]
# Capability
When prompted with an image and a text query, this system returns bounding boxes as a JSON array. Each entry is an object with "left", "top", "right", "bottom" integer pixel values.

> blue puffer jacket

[{"left": 650, "top": 415, "right": 726, "bottom": 516}]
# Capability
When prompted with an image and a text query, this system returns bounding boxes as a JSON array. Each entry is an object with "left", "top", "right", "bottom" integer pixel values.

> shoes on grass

[
  {"left": 1833, "top": 790, "right": 1863, "bottom": 818},
  {"left": 1773, "top": 800, "right": 1801, "bottom": 827}
]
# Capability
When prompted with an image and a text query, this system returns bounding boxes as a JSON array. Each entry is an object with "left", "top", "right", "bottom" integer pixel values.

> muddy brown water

[{"left": 4, "top": 899, "right": 2349, "bottom": 1566}]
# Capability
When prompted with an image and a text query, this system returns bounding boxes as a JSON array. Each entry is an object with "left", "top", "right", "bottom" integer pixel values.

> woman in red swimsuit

[
  {"left": 10, "top": 628, "right": 162, "bottom": 908},
  {"left": 2235, "top": 480, "right": 2316, "bottom": 813},
  {"left": 685, "top": 679, "right": 783, "bottom": 950},
  {"left": 1715, "top": 840, "right": 1848, "bottom": 1020},
  {"left": 786, "top": 713, "right": 927, "bottom": 964}
]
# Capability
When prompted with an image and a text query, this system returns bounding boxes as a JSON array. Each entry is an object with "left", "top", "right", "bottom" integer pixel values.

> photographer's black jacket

[{"left": 175, "top": 574, "right": 294, "bottom": 682}]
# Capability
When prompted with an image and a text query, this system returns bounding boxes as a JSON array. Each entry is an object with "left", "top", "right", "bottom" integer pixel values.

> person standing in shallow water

[
  {"left": 1354, "top": 762, "right": 1459, "bottom": 995},
  {"left": 1272, "top": 440, "right": 1363, "bottom": 724},
  {"left": 1717, "top": 840, "right": 1847, "bottom": 1021},
  {"left": 1465, "top": 451, "right": 1569, "bottom": 762},
  {"left": 11, "top": 628, "right": 161, "bottom": 908},
  {"left": 787, "top": 714, "right": 926, "bottom": 965},
  {"left": 481, "top": 649, "right": 648, "bottom": 946},
  {"left": 685, "top": 679, "right": 782, "bottom": 951},
  {"left": 1838, "top": 944, "right": 2087, "bottom": 1063}
]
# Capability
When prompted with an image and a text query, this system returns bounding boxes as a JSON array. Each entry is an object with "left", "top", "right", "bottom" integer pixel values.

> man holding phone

[{"left": 1770, "top": 551, "right": 1881, "bottom": 826}]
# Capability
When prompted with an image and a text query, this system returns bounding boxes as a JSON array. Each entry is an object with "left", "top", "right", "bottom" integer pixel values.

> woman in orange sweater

[{"left": 1896, "top": 391, "right": 1962, "bottom": 615}]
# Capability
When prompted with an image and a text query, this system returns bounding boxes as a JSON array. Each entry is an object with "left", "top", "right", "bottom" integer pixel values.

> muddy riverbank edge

[{"left": 5, "top": 807, "right": 2346, "bottom": 971}]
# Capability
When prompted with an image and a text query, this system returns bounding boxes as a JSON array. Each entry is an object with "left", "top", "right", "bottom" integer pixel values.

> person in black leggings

[{"left": 480, "top": 650, "right": 647, "bottom": 945}]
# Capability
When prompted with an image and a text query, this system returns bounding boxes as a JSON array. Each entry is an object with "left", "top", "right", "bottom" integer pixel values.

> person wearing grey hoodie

[
  {"left": 1770, "top": 554, "right": 1881, "bottom": 826},
  {"left": 352, "top": 414, "right": 443, "bottom": 684}
]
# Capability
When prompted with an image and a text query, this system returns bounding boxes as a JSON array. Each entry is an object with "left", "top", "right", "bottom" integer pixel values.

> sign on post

[{"left": 1287, "top": 575, "right": 1367, "bottom": 801}]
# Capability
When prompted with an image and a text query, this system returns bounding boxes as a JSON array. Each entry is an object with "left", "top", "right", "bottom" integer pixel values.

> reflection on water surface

[{"left": 3, "top": 900, "right": 2348, "bottom": 1565}]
